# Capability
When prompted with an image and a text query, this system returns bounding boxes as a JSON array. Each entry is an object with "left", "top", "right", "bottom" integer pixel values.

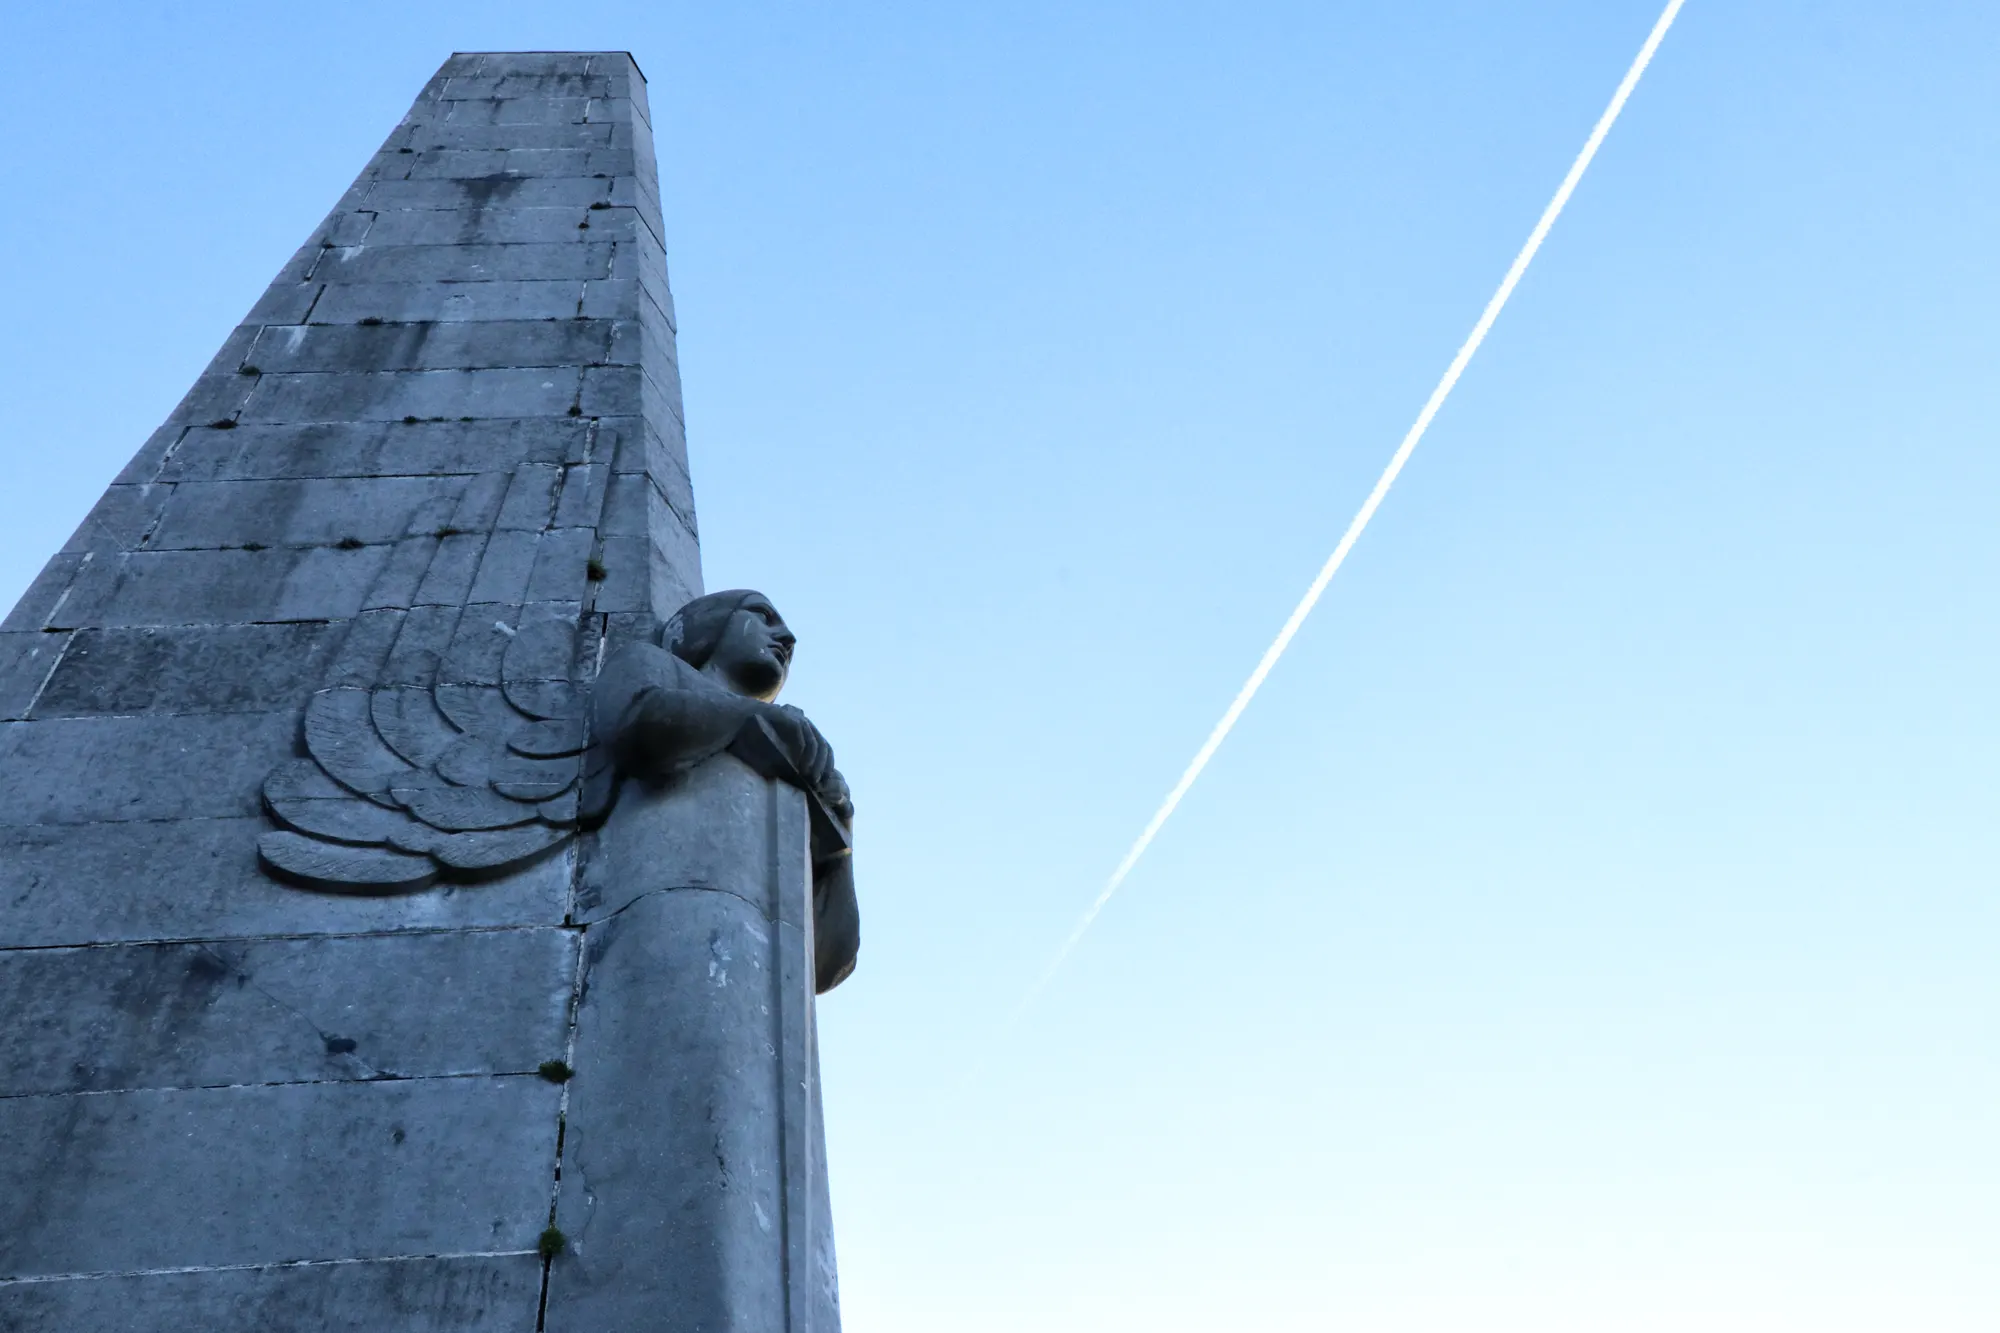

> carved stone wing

[{"left": 259, "top": 459, "right": 608, "bottom": 893}]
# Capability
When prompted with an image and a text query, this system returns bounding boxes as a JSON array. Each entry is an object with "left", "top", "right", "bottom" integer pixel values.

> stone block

[
  {"left": 56, "top": 544, "right": 388, "bottom": 628},
  {"left": 404, "top": 148, "right": 594, "bottom": 180},
  {"left": 0, "top": 927, "right": 578, "bottom": 1096},
  {"left": 0, "top": 1078, "right": 560, "bottom": 1277},
  {"left": 641, "top": 267, "right": 678, "bottom": 331},
  {"left": 650, "top": 553, "right": 700, "bottom": 623},
  {"left": 467, "top": 530, "right": 540, "bottom": 606},
  {"left": 585, "top": 94, "right": 651, "bottom": 129},
  {"left": 243, "top": 368, "right": 581, "bottom": 424},
  {"left": 193, "top": 323, "right": 263, "bottom": 378},
  {"left": 578, "top": 365, "right": 644, "bottom": 418},
  {"left": 441, "top": 74, "right": 626, "bottom": 101},
  {"left": 362, "top": 205, "right": 605, "bottom": 247},
  {"left": 162, "top": 369, "right": 259, "bottom": 429},
  {"left": 0, "top": 1255, "right": 542, "bottom": 1333},
  {"left": 322, "top": 209, "right": 378, "bottom": 245},
  {"left": 159, "top": 418, "right": 592, "bottom": 483},
  {"left": 361, "top": 533, "right": 447, "bottom": 610},
  {"left": 440, "top": 97, "right": 593, "bottom": 128},
  {"left": 0, "top": 818, "right": 572, "bottom": 949},
  {"left": 598, "top": 471, "right": 648, "bottom": 539},
  {"left": 365, "top": 176, "right": 612, "bottom": 212},
  {"left": 526, "top": 527, "right": 593, "bottom": 604},
  {"left": 644, "top": 373, "right": 686, "bottom": 436},
  {"left": 450, "top": 472, "right": 514, "bottom": 531},
  {"left": 245, "top": 280, "right": 323, "bottom": 324},
  {"left": 609, "top": 172, "right": 665, "bottom": 230},
  {"left": 611, "top": 308, "right": 680, "bottom": 403},
  {"left": 473, "top": 51, "right": 601, "bottom": 77},
  {"left": 587, "top": 536, "right": 649, "bottom": 616},
  {"left": 608, "top": 227, "right": 664, "bottom": 282},
  {"left": 0, "top": 710, "right": 295, "bottom": 826},
  {"left": 404, "top": 121, "right": 619, "bottom": 153},
  {"left": 577, "top": 278, "right": 645, "bottom": 322},
  {"left": 0, "top": 633, "right": 68, "bottom": 721},
  {"left": 31, "top": 623, "right": 338, "bottom": 718},
  {"left": 649, "top": 499, "right": 701, "bottom": 600},
  {"left": 0, "top": 555, "right": 84, "bottom": 632},
  {"left": 35, "top": 550, "right": 123, "bottom": 628},
  {"left": 637, "top": 419, "right": 697, "bottom": 535},
  {"left": 552, "top": 463, "right": 608, "bottom": 530},
  {"left": 495, "top": 463, "right": 564, "bottom": 529},
  {"left": 314, "top": 241, "right": 612, "bottom": 285},
  {"left": 248, "top": 319, "right": 614, "bottom": 374},
  {"left": 110, "top": 422, "right": 189, "bottom": 486},
  {"left": 415, "top": 532, "right": 489, "bottom": 606},
  {"left": 310, "top": 279, "right": 586, "bottom": 324},
  {"left": 148, "top": 476, "right": 467, "bottom": 550}
]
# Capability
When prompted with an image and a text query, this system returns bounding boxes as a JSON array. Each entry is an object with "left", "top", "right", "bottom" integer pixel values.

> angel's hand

[
  {"left": 761, "top": 704, "right": 832, "bottom": 786},
  {"left": 816, "top": 768, "right": 854, "bottom": 825}
]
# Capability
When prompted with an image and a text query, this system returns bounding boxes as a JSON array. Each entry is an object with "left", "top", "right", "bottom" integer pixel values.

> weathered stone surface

[
  {"left": 400, "top": 147, "right": 627, "bottom": 181},
  {"left": 59, "top": 484, "right": 171, "bottom": 555},
  {"left": 0, "top": 633, "right": 67, "bottom": 721},
  {"left": 0, "top": 711, "right": 295, "bottom": 825},
  {"left": 438, "top": 73, "right": 635, "bottom": 101},
  {"left": 243, "top": 368, "right": 583, "bottom": 424},
  {"left": 358, "top": 204, "right": 617, "bottom": 246},
  {"left": 148, "top": 476, "right": 468, "bottom": 550},
  {"left": 159, "top": 368, "right": 260, "bottom": 427},
  {"left": 309, "top": 280, "right": 592, "bottom": 324},
  {"left": 243, "top": 280, "right": 322, "bottom": 324},
  {"left": 365, "top": 175, "right": 614, "bottom": 211},
  {"left": 432, "top": 97, "right": 608, "bottom": 129},
  {"left": 0, "top": 818, "right": 573, "bottom": 949},
  {"left": 157, "top": 417, "right": 597, "bottom": 484},
  {"left": 579, "top": 276, "right": 661, "bottom": 322},
  {"left": 0, "top": 1255, "right": 542, "bottom": 1333},
  {"left": 0, "top": 927, "right": 577, "bottom": 1096},
  {"left": 404, "top": 120, "right": 621, "bottom": 152},
  {"left": 32, "top": 622, "right": 338, "bottom": 717},
  {"left": 1, "top": 556, "right": 87, "bottom": 628},
  {"left": 577, "top": 364, "right": 644, "bottom": 417},
  {"left": 247, "top": 319, "right": 616, "bottom": 374},
  {"left": 0, "top": 1078, "right": 560, "bottom": 1277},
  {"left": 312, "top": 241, "right": 614, "bottom": 285},
  {"left": 48, "top": 545, "right": 393, "bottom": 628},
  {"left": 548, "top": 755, "right": 838, "bottom": 1331}
]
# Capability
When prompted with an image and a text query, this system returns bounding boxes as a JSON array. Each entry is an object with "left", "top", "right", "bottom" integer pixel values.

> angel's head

[{"left": 663, "top": 590, "right": 796, "bottom": 702}]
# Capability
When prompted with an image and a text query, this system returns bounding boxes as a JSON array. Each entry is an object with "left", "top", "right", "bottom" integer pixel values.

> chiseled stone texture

[
  {"left": 0, "top": 1256, "right": 542, "bottom": 1333},
  {"left": 546, "top": 755, "right": 840, "bottom": 1331},
  {"left": 0, "top": 51, "right": 695, "bottom": 1326},
  {"left": 0, "top": 1079, "right": 561, "bottom": 1275},
  {"left": 0, "top": 928, "right": 578, "bottom": 1097}
]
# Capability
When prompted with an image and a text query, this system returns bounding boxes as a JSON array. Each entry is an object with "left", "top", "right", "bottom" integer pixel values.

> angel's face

[{"left": 705, "top": 597, "right": 795, "bottom": 701}]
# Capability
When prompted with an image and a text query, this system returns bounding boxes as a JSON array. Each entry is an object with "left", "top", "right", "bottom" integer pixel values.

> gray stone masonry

[{"left": 0, "top": 52, "right": 840, "bottom": 1333}]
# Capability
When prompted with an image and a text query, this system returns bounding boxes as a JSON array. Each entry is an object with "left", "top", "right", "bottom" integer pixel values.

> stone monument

[{"left": 0, "top": 52, "right": 851, "bottom": 1332}]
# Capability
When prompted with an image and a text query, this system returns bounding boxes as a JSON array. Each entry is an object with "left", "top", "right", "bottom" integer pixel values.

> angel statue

[
  {"left": 259, "top": 574, "right": 859, "bottom": 993},
  {"left": 587, "top": 590, "right": 860, "bottom": 993}
]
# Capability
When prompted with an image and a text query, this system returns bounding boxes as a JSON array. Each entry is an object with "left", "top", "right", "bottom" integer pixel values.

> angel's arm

[{"left": 595, "top": 642, "right": 763, "bottom": 781}]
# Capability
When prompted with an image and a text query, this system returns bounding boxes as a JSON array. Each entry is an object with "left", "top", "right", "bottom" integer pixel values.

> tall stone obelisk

[{"left": 0, "top": 53, "right": 839, "bottom": 1331}]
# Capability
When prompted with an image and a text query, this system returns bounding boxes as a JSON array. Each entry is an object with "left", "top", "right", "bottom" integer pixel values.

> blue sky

[{"left": 3, "top": 2, "right": 1996, "bottom": 1328}]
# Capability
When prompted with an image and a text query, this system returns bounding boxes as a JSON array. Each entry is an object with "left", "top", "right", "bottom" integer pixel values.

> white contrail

[{"left": 1014, "top": 0, "right": 1686, "bottom": 1019}]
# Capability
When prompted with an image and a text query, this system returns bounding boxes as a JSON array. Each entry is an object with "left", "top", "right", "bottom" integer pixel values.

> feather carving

[{"left": 259, "top": 460, "right": 610, "bottom": 893}]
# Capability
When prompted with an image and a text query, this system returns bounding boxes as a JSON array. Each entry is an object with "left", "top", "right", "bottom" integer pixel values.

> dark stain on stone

[{"left": 184, "top": 951, "right": 231, "bottom": 985}]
